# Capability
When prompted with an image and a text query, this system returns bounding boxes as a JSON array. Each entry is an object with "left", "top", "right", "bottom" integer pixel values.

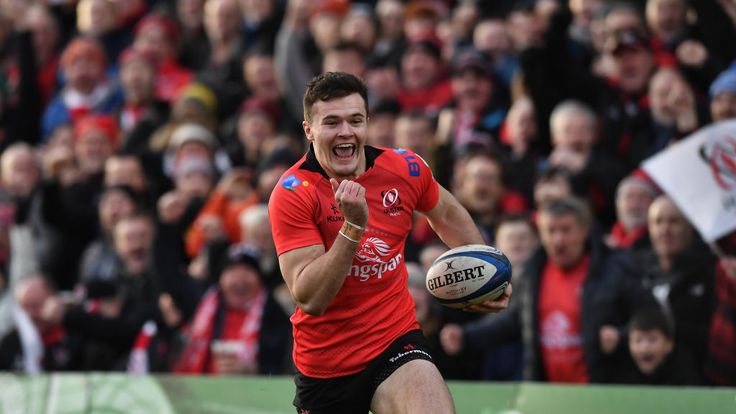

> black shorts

[{"left": 293, "top": 329, "right": 435, "bottom": 414}]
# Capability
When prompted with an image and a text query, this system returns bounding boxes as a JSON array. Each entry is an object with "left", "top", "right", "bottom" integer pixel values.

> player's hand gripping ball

[{"left": 426, "top": 244, "right": 512, "bottom": 309}]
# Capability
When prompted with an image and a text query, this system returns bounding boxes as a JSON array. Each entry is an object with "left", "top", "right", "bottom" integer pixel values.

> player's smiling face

[{"left": 304, "top": 93, "right": 368, "bottom": 180}]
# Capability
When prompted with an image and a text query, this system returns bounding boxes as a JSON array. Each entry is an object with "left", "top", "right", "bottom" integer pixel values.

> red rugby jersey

[{"left": 268, "top": 145, "right": 439, "bottom": 378}]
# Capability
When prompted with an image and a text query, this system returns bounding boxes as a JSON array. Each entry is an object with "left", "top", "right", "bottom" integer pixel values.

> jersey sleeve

[
  {"left": 268, "top": 175, "right": 324, "bottom": 256},
  {"left": 414, "top": 153, "right": 440, "bottom": 212}
]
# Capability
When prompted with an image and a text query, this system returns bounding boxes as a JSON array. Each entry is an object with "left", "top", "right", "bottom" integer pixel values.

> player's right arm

[{"left": 273, "top": 178, "right": 368, "bottom": 316}]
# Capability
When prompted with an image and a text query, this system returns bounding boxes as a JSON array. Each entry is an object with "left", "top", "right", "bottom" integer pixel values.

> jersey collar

[{"left": 300, "top": 144, "right": 384, "bottom": 179}]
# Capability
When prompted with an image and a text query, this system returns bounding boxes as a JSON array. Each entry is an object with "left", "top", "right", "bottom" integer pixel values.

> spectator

[
  {"left": 41, "top": 37, "right": 123, "bottom": 139},
  {"left": 174, "top": 245, "right": 292, "bottom": 375},
  {"left": 275, "top": 0, "right": 348, "bottom": 121},
  {"left": 237, "top": 0, "right": 281, "bottom": 52},
  {"left": 473, "top": 18, "right": 517, "bottom": 88},
  {"left": 42, "top": 213, "right": 161, "bottom": 370},
  {"left": 0, "top": 275, "right": 82, "bottom": 372},
  {"left": 533, "top": 166, "right": 574, "bottom": 211},
  {"left": 704, "top": 233, "right": 736, "bottom": 386},
  {"left": 104, "top": 154, "right": 152, "bottom": 205},
  {"left": 543, "top": 100, "right": 626, "bottom": 227},
  {"left": 225, "top": 96, "right": 280, "bottom": 170},
  {"left": 373, "top": 0, "right": 405, "bottom": 65},
  {"left": 0, "top": 143, "right": 42, "bottom": 284},
  {"left": 200, "top": 0, "right": 248, "bottom": 118},
  {"left": 116, "top": 47, "right": 170, "bottom": 158},
  {"left": 133, "top": 13, "right": 194, "bottom": 103},
  {"left": 176, "top": 0, "right": 211, "bottom": 71},
  {"left": 35, "top": 115, "right": 120, "bottom": 290},
  {"left": 602, "top": 195, "right": 716, "bottom": 368},
  {"left": 499, "top": 97, "right": 539, "bottom": 204},
  {"left": 78, "top": 185, "right": 140, "bottom": 282},
  {"left": 322, "top": 41, "right": 367, "bottom": 80},
  {"left": 394, "top": 111, "right": 435, "bottom": 162},
  {"left": 440, "top": 196, "right": 626, "bottom": 382},
  {"left": 76, "top": 0, "right": 131, "bottom": 64},
  {"left": 366, "top": 99, "right": 400, "bottom": 149},
  {"left": 604, "top": 171, "right": 659, "bottom": 250},
  {"left": 396, "top": 35, "right": 453, "bottom": 113},
  {"left": 612, "top": 307, "right": 702, "bottom": 385},
  {"left": 646, "top": 68, "right": 702, "bottom": 156},
  {"left": 475, "top": 214, "right": 539, "bottom": 381},
  {"left": 185, "top": 167, "right": 259, "bottom": 258},
  {"left": 339, "top": 4, "right": 378, "bottom": 54},
  {"left": 438, "top": 48, "right": 507, "bottom": 154},
  {"left": 452, "top": 151, "right": 528, "bottom": 244},
  {"left": 709, "top": 66, "right": 736, "bottom": 123}
]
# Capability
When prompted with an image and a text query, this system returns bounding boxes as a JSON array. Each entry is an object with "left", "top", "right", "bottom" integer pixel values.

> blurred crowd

[{"left": 0, "top": 0, "right": 735, "bottom": 387}]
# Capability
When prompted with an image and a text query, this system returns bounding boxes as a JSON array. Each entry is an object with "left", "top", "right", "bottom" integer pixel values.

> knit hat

[
  {"left": 169, "top": 123, "right": 217, "bottom": 152},
  {"left": 75, "top": 114, "right": 119, "bottom": 146},
  {"left": 60, "top": 37, "right": 107, "bottom": 71},
  {"left": 709, "top": 68, "right": 736, "bottom": 99}
]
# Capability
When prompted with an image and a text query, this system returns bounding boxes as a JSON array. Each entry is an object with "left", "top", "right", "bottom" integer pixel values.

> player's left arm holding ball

[{"left": 423, "top": 185, "right": 512, "bottom": 313}]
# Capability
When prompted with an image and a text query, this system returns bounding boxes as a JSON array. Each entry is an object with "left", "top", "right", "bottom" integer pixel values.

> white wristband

[
  {"left": 344, "top": 220, "right": 365, "bottom": 231},
  {"left": 339, "top": 229, "right": 360, "bottom": 243}
]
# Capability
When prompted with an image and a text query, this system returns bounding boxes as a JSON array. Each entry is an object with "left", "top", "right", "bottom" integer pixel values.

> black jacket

[{"left": 463, "top": 238, "right": 651, "bottom": 382}]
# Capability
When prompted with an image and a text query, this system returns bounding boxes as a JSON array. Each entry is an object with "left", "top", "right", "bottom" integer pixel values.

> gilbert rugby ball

[{"left": 426, "top": 244, "right": 512, "bottom": 309}]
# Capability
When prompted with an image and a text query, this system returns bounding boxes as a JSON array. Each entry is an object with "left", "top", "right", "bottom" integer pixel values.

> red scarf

[
  {"left": 174, "top": 287, "right": 265, "bottom": 374},
  {"left": 608, "top": 222, "right": 647, "bottom": 249}
]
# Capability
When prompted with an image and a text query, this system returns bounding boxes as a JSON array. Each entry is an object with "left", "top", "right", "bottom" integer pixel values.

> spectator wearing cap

[
  {"left": 604, "top": 171, "right": 659, "bottom": 250},
  {"left": 41, "top": 37, "right": 123, "bottom": 140},
  {"left": 275, "top": 0, "right": 348, "bottom": 119},
  {"left": 133, "top": 13, "right": 194, "bottom": 103},
  {"left": 175, "top": 245, "right": 292, "bottom": 375},
  {"left": 116, "top": 47, "right": 171, "bottom": 157},
  {"left": 199, "top": 0, "right": 249, "bottom": 119},
  {"left": 704, "top": 233, "right": 736, "bottom": 386},
  {"left": 164, "top": 121, "right": 230, "bottom": 180},
  {"left": 519, "top": 6, "right": 660, "bottom": 165},
  {"left": 396, "top": 34, "right": 454, "bottom": 113},
  {"left": 436, "top": 48, "right": 507, "bottom": 160},
  {"left": 709, "top": 66, "right": 736, "bottom": 122},
  {"left": 149, "top": 83, "right": 219, "bottom": 156}
]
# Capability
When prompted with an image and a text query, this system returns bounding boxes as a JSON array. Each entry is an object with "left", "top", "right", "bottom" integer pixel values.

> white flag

[{"left": 642, "top": 120, "right": 736, "bottom": 242}]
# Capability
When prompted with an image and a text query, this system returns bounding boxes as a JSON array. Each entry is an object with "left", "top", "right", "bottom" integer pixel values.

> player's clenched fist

[{"left": 330, "top": 178, "right": 368, "bottom": 227}]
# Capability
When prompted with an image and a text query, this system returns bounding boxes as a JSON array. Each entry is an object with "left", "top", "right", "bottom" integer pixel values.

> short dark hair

[
  {"left": 303, "top": 72, "right": 368, "bottom": 122},
  {"left": 538, "top": 196, "right": 591, "bottom": 227},
  {"left": 629, "top": 308, "right": 675, "bottom": 339}
]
